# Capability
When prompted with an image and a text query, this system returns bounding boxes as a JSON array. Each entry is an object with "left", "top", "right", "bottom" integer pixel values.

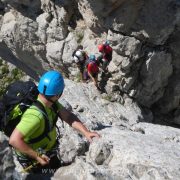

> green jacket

[{"left": 16, "top": 97, "right": 63, "bottom": 156}]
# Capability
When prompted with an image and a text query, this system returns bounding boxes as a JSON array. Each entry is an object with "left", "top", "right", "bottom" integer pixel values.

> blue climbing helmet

[
  {"left": 38, "top": 70, "right": 65, "bottom": 96},
  {"left": 89, "top": 54, "right": 96, "bottom": 62}
]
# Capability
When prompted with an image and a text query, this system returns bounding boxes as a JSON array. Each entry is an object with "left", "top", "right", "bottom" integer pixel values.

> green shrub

[
  {"left": 0, "top": 62, "right": 26, "bottom": 97},
  {"left": 1, "top": 66, "right": 9, "bottom": 74}
]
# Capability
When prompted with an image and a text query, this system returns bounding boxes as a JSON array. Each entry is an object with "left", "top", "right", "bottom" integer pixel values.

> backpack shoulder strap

[
  {"left": 27, "top": 101, "right": 51, "bottom": 144},
  {"left": 52, "top": 103, "right": 59, "bottom": 126}
]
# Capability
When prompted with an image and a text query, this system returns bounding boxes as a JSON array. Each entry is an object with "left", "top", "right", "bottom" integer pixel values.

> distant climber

[
  {"left": 84, "top": 54, "right": 100, "bottom": 89},
  {"left": 97, "top": 41, "right": 113, "bottom": 72},
  {"left": 72, "top": 45, "right": 88, "bottom": 81}
]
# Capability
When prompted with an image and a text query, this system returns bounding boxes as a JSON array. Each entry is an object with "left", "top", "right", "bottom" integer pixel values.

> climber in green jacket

[{"left": 9, "top": 70, "right": 100, "bottom": 174}]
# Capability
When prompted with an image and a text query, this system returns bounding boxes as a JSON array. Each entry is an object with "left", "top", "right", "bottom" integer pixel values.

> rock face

[
  {"left": 53, "top": 123, "right": 180, "bottom": 180},
  {"left": 0, "top": 132, "right": 15, "bottom": 180},
  {"left": 56, "top": 81, "right": 180, "bottom": 180},
  {"left": 0, "top": 80, "right": 179, "bottom": 180},
  {"left": 0, "top": 1, "right": 180, "bottom": 179},
  {"left": 57, "top": 79, "right": 146, "bottom": 163},
  {"left": 52, "top": 81, "right": 180, "bottom": 180},
  {"left": 0, "top": 0, "right": 179, "bottom": 124}
]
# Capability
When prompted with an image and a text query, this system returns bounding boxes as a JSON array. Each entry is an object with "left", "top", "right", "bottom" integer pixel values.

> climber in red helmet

[{"left": 97, "top": 41, "right": 113, "bottom": 72}]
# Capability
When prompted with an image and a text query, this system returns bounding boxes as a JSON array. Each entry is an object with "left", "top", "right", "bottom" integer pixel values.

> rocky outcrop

[
  {"left": 0, "top": 1, "right": 180, "bottom": 179},
  {"left": 0, "top": 79, "right": 179, "bottom": 180},
  {"left": 55, "top": 80, "right": 179, "bottom": 180},
  {"left": 0, "top": 0, "right": 179, "bottom": 124},
  {"left": 52, "top": 81, "right": 180, "bottom": 180},
  {"left": 57, "top": 79, "right": 148, "bottom": 164},
  {"left": 54, "top": 123, "right": 180, "bottom": 180},
  {"left": 0, "top": 132, "right": 15, "bottom": 180}
]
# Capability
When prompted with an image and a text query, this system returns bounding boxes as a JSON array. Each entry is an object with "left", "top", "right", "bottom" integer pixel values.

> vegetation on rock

[{"left": 0, "top": 59, "right": 27, "bottom": 97}]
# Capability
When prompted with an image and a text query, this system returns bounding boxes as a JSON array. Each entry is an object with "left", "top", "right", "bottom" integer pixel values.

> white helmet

[
  {"left": 73, "top": 56, "right": 79, "bottom": 63},
  {"left": 73, "top": 50, "right": 83, "bottom": 63}
]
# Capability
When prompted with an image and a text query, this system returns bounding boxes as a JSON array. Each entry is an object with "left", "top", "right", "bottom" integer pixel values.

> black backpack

[{"left": 0, "top": 81, "right": 58, "bottom": 143}]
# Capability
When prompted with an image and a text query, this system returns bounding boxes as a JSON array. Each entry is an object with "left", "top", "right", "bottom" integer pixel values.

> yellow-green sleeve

[{"left": 16, "top": 111, "right": 41, "bottom": 138}]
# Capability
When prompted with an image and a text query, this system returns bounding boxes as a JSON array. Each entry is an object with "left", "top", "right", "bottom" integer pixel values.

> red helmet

[{"left": 98, "top": 44, "right": 104, "bottom": 52}]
